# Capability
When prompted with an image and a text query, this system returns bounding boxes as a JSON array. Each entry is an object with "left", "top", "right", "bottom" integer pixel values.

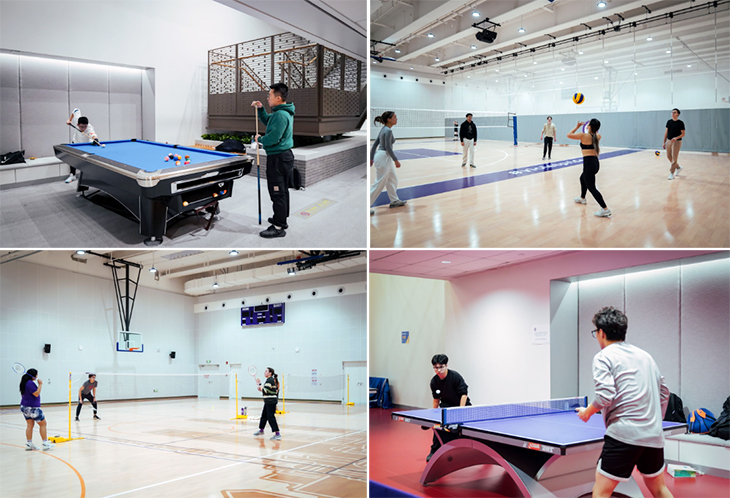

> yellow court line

[{"left": 1, "top": 442, "right": 86, "bottom": 498}]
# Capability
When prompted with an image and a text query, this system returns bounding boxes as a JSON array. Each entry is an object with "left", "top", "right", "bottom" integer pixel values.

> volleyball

[
  {"left": 573, "top": 93, "right": 585, "bottom": 104},
  {"left": 655, "top": 151, "right": 661, "bottom": 156}
]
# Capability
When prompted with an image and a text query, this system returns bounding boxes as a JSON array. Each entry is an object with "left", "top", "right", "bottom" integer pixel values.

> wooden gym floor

[
  {"left": 370, "top": 138, "right": 730, "bottom": 248},
  {"left": 0, "top": 398, "right": 366, "bottom": 498}
]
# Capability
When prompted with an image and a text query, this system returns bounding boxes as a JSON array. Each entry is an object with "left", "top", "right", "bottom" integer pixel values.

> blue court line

[{"left": 373, "top": 148, "right": 642, "bottom": 206}]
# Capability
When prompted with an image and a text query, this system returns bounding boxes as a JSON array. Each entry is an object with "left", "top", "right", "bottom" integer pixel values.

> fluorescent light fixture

[{"left": 441, "top": 261, "right": 451, "bottom": 264}]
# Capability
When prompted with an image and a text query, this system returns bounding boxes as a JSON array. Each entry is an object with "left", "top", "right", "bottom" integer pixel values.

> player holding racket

[
  {"left": 19, "top": 368, "right": 54, "bottom": 451},
  {"left": 253, "top": 367, "right": 281, "bottom": 440}
]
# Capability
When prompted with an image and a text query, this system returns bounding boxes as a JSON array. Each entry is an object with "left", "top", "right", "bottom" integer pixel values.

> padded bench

[
  {"left": 0, "top": 156, "right": 69, "bottom": 189},
  {"left": 665, "top": 432, "right": 730, "bottom": 478}
]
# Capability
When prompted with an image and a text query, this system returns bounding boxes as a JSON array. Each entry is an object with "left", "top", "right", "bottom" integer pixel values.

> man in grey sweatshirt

[{"left": 576, "top": 306, "right": 673, "bottom": 498}]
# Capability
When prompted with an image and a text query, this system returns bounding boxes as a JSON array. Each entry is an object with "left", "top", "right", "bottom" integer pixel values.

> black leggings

[
  {"left": 259, "top": 403, "right": 280, "bottom": 432},
  {"left": 580, "top": 156, "right": 607, "bottom": 209},
  {"left": 76, "top": 392, "right": 97, "bottom": 416},
  {"left": 543, "top": 137, "right": 553, "bottom": 157}
]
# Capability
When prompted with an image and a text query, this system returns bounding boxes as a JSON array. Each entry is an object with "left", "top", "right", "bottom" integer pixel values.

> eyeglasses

[
  {"left": 591, "top": 329, "right": 598, "bottom": 338},
  {"left": 433, "top": 365, "right": 446, "bottom": 371}
]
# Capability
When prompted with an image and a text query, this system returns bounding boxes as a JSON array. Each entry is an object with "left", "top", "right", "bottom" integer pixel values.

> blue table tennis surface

[{"left": 395, "top": 407, "right": 683, "bottom": 448}]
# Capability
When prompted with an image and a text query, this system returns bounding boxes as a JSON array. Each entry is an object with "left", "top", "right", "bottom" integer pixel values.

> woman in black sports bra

[{"left": 567, "top": 118, "right": 611, "bottom": 218}]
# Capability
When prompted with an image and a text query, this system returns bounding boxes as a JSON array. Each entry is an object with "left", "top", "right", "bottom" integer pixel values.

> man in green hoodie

[{"left": 251, "top": 83, "right": 296, "bottom": 238}]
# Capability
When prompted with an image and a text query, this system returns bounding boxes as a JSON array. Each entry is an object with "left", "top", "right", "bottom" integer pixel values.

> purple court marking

[
  {"left": 395, "top": 148, "right": 462, "bottom": 160},
  {"left": 373, "top": 148, "right": 641, "bottom": 206}
]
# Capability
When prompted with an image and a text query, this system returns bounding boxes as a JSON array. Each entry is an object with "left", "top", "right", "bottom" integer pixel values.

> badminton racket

[
  {"left": 248, "top": 365, "right": 260, "bottom": 386},
  {"left": 11, "top": 362, "right": 26, "bottom": 375}
]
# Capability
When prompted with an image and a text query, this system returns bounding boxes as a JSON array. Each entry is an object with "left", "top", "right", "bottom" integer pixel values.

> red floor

[{"left": 370, "top": 407, "right": 730, "bottom": 498}]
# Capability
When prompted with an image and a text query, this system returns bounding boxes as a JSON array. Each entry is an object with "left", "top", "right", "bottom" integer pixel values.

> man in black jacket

[
  {"left": 459, "top": 114, "right": 477, "bottom": 168},
  {"left": 427, "top": 354, "right": 471, "bottom": 462}
]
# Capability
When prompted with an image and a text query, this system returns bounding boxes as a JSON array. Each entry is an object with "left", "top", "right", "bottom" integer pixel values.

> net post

[
  {"left": 275, "top": 374, "right": 288, "bottom": 414},
  {"left": 346, "top": 374, "right": 355, "bottom": 406},
  {"left": 49, "top": 372, "right": 83, "bottom": 443},
  {"left": 512, "top": 115, "right": 518, "bottom": 145},
  {"left": 231, "top": 373, "right": 247, "bottom": 419}
]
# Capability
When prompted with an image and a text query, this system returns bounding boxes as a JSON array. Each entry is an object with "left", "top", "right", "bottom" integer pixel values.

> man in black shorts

[
  {"left": 427, "top": 354, "right": 471, "bottom": 462},
  {"left": 75, "top": 373, "right": 100, "bottom": 421},
  {"left": 576, "top": 307, "right": 672, "bottom": 498}
]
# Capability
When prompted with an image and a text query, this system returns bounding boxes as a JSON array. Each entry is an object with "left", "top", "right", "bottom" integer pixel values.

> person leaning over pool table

[
  {"left": 64, "top": 108, "right": 99, "bottom": 183},
  {"left": 251, "top": 83, "right": 296, "bottom": 239},
  {"left": 428, "top": 353, "right": 471, "bottom": 462}
]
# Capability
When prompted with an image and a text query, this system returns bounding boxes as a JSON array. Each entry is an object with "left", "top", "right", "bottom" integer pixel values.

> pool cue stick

[
  {"left": 255, "top": 106, "right": 261, "bottom": 225},
  {"left": 68, "top": 122, "right": 104, "bottom": 147}
]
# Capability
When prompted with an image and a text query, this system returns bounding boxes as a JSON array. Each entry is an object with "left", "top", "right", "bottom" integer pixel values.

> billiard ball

[
  {"left": 185, "top": 155, "right": 190, "bottom": 159},
  {"left": 164, "top": 157, "right": 169, "bottom": 161}
]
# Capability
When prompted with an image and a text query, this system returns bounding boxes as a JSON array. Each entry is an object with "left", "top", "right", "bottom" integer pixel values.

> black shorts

[{"left": 598, "top": 435, "right": 665, "bottom": 481}]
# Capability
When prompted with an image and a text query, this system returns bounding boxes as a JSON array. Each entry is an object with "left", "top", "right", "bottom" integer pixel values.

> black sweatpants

[
  {"left": 543, "top": 137, "right": 553, "bottom": 158},
  {"left": 580, "top": 155, "right": 607, "bottom": 209},
  {"left": 259, "top": 403, "right": 280, "bottom": 432},
  {"left": 266, "top": 150, "right": 294, "bottom": 228},
  {"left": 430, "top": 429, "right": 459, "bottom": 455},
  {"left": 76, "top": 392, "right": 97, "bottom": 416}
]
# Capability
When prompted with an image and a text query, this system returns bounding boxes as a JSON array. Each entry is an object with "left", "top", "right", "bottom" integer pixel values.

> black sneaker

[
  {"left": 94, "top": 415, "right": 101, "bottom": 420},
  {"left": 260, "top": 225, "right": 286, "bottom": 238},
  {"left": 74, "top": 417, "right": 79, "bottom": 422},
  {"left": 426, "top": 452, "right": 434, "bottom": 462},
  {"left": 267, "top": 217, "right": 288, "bottom": 229}
]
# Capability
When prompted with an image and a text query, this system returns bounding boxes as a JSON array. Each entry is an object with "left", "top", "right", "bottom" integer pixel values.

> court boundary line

[
  {"left": 98, "top": 429, "right": 367, "bottom": 498},
  {"left": 374, "top": 148, "right": 642, "bottom": 206},
  {"left": 0, "top": 441, "right": 86, "bottom": 498}
]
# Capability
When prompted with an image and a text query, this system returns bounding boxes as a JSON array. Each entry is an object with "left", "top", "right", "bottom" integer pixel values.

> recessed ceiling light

[
  {"left": 472, "top": 11, "right": 480, "bottom": 17},
  {"left": 395, "top": 48, "right": 401, "bottom": 53},
  {"left": 604, "top": 60, "right": 609, "bottom": 64},
  {"left": 496, "top": 68, "right": 499, "bottom": 72},
  {"left": 76, "top": 250, "right": 86, "bottom": 255},
  {"left": 666, "top": 50, "right": 671, "bottom": 54},
  {"left": 410, "top": 66, "right": 413, "bottom": 69},
  {"left": 687, "top": 64, "right": 691, "bottom": 67},
  {"left": 561, "top": 68, "right": 565, "bottom": 71},
  {"left": 471, "top": 45, "right": 477, "bottom": 49},
  {"left": 372, "top": 60, "right": 377, "bottom": 64},
  {"left": 427, "top": 32, "right": 435, "bottom": 38},
  {"left": 597, "top": 1, "right": 607, "bottom": 8},
  {"left": 533, "top": 61, "right": 537, "bottom": 64},
  {"left": 595, "top": 76, "right": 599, "bottom": 79},
  {"left": 435, "top": 57, "right": 440, "bottom": 61},
  {"left": 441, "top": 260, "right": 451, "bottom": 264},
  {"left": 578, "top": 51, "right": 583, "bottom": 54}
]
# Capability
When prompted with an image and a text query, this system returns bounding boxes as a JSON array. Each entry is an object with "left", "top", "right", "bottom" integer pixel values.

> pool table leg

[{"left": 139, "top": 196, "right": 167, "bottom": 245}]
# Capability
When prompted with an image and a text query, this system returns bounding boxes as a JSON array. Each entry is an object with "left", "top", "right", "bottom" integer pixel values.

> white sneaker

[
  {"left": 675, "top": 166, "right": 683, "bottom": 176},
  {"left": 26, "top": 442, "right": 38, "bottom": 451},
  {"left": 270, "top": 434, "right": 282, "bottom": 440},
  {"left": 668, "top": 173, "right": 674, "bottom": 180},
  {"left": 42, "top": 441, "right": 55, "bottom": 451},
  {"left": 574, "top": 197, "right": 587, "bottom": 204},
  {"left": 64, "top": 173, "right": 76, "bottom": 183},
  {"left": 594, "top": 208, "right": 612, "bottom": 218}
]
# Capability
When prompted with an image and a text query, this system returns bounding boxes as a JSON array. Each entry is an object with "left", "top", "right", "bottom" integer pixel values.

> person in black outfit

[
  {"left": 253, "top": 367, "right": 281, "bottom": 440},
  {"left": 663, "top": 108, "right": 686, "bottom": 180},
  {"left": 427, "top": 353, "right": 471, "bottom": 462},
  {"left": 459, "top": 114, "right": 477, "bottom": 168}
]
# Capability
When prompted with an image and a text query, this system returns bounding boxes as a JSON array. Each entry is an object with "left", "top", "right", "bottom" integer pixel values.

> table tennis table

[{"left": 392, "top": 397, "right": 686, "bottom": 498}]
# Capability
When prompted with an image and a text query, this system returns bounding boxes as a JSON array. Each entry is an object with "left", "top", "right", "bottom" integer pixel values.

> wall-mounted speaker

[
  {"left": 43, "top": 344, "right": 51, "bottom": 354},
  {"left": 169, "top": 351, "right": 176, "bottom": 359}
]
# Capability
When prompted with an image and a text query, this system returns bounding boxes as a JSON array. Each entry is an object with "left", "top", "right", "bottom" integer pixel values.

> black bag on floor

[
  {"left": 709, "top": 396, "right": 730, "bottom": 440},
  {"left": 664, "top": 392, "right": 686, "bottom": 423},
  {"left": 1, "top": 150, "right": 25, "bottom": 165}
]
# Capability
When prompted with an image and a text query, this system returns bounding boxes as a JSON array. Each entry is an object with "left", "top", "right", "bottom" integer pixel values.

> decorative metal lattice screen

[{"left": 209, "top": 33, "right": 365, "bottom": 135}]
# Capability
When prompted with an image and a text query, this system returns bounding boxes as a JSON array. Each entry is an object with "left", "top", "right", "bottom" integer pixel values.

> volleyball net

[{"left": 370, "top": 107, "right": 518, "bottom": 143}]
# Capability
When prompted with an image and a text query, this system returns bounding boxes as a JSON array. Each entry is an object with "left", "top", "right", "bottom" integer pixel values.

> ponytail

[
  {"left": 374, "top": 111, "right": 394, "bottom": 126},
  {"left": 20, "top": 368, "right": 38, "bottom": 394},
  {"left": 589, "top": 118, "right": 601, "bottom": 157},
  {"left": 266, "top": 367, "right": 280, "bottom": 390}
]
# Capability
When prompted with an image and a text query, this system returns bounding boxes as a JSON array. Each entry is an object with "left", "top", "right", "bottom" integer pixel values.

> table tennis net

[{"left": 442, "top": 396, "right": 587, "bottom": 425}]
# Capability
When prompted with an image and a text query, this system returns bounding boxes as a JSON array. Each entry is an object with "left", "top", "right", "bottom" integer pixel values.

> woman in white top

[{"left": 370, "top": 111, "right": 406, "bottom": 215}]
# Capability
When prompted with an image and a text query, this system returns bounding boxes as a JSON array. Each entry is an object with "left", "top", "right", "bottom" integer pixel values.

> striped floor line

[{"left": 373, "top": 148, "right": 642, "bottom": 206}]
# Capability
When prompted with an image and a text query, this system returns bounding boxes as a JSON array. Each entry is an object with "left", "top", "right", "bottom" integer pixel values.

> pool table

[{"left": 54, "top": 139, "right": 253, "bottom": 245}]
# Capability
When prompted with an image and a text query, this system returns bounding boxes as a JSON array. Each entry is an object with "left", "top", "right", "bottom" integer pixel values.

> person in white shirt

[
  {"left": 540, "top": 116, "right": 557, "bottom": 161},
  {"left": 576, "top": 306, "right": 673, "bottom": 498},
  {"left": 64, "top": 108, "right": 99, "bottom": 183}
]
